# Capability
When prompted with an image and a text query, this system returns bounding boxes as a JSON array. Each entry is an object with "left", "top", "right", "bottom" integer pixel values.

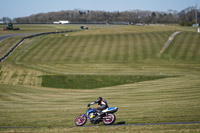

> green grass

[
  {"left": 163, "top": 32, "right": 200, "bottom": 61},
  {"left": 41, "top": 75, "right": 173, "bottom": 89},
  {"left": 0, "top": 75, "right": 200, "bottom": 127},
  {"left": 0, "top": 25, "right": 200, "bottom": 132},
  {"left": 0, "top": 24, "right": 81, "bottom": 35},
  {"left": 14, "top": 32, "right": 172, "bottom": 64},
  {"left": 0, "top": 37, "right": 22, "bottom": 58},
  {"left": 1, "top": 124, "right": 200, "bottom": 133}
]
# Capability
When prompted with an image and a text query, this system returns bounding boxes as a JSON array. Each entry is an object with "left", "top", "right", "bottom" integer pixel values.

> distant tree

[
  {"left": 2, "top": 17, "right": 12, "bottom": 23},
  {"left": 12, "top": 7, "right": 197, "bottom": 25},
  {"left": 178, "top": 6, "right": 199, "bottom": 26}
]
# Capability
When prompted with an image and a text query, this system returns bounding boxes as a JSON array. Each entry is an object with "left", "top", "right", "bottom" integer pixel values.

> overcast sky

[{"left": 0, "top": 0, "right": 199, "bottom": 19}]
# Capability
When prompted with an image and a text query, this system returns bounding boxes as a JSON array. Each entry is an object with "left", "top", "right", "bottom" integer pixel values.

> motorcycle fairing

[
  {"left": 86, "top": 108, "right": 95, "bottom": 115},
  {"left": 102, "top": 107, "right": 118, "bottom": 113}
]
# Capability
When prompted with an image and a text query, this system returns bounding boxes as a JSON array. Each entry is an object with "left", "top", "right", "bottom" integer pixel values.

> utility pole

[{"left": 195, "top": 3, "right": 198, "bottom": 25}]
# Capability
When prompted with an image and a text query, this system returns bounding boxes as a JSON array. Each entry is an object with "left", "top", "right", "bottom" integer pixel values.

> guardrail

[{"left": 0, "top": 30, "right": 79, "bottom": 62}]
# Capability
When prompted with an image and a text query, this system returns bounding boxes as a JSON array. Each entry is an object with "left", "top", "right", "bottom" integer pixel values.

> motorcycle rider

[{"left": 87, "top": 97, "right": 108, "bottom": 120}]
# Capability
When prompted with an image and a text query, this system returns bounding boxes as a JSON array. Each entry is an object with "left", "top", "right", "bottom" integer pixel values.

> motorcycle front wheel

[
  {"left": 102, "top": 113, "right": 116, "bottom": 125},
  {"left": 75, "top": 115, "right": 87, "bottom": 126}
]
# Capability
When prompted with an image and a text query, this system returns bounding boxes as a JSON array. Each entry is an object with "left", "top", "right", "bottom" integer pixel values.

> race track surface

[{"left": 1, "top": 121, "right": 200, "bottom": 129}]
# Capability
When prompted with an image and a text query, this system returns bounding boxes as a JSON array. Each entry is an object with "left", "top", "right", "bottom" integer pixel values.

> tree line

[
  {"left": 1, "top": 6, "right": 199, "bottom": 26},
  {"left": 12, "top": 10, "right": 180, "bottom": 24}
]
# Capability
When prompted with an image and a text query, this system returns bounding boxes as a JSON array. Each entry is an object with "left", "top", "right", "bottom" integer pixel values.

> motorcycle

[{"left": 75, "top": 107, "right": 118, "bottom": 126}]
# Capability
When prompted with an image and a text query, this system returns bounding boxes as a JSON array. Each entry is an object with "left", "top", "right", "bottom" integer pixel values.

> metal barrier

[{"left": 0, "top": 30, "right": 79, "bottom": 62}]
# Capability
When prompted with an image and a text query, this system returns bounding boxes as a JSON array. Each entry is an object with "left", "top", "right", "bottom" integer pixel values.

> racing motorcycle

[{"left": 75, "top": 107, "right": 118, "bottom": 126}]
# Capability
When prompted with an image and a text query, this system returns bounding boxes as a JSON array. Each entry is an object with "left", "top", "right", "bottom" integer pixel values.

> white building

[{"left": 53, "top": 20, "right": 69, "bottom": 24}]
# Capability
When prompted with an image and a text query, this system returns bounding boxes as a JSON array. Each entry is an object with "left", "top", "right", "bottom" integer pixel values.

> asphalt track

[
  {"left": 0, "top": 33, "right": 36, "bottom": 42},
  {"left": 0, "top": 121, "right": 200, "bottom": 129}
]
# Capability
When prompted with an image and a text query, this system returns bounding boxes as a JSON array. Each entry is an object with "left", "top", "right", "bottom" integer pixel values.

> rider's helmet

[{"left": 96, "top": 97, "right": 102, "bottom": 105}]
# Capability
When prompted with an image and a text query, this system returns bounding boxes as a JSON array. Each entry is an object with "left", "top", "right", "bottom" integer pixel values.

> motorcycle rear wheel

[
  {"left": 102, "top": 113, "right": 116, "bottom": 125},
  {"left": 75, "top": 115, "right": 87, "bottom": 126}
]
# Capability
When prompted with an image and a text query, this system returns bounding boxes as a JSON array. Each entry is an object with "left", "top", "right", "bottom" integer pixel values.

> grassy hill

[
  {"left": 0, "top": 24, "right": 200, "bottom": 132},
  {"left": 163, "top": 32, "right": 200, "bottom": 61}
]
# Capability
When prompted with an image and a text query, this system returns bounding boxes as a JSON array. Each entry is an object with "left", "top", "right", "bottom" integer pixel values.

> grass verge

[{"left": 41, "top": 75, "right": 174, "bottom": 89}]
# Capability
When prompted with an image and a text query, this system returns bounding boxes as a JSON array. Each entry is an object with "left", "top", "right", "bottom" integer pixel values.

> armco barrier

[{"left": 0, "top": 30, "right": 79, "bottom": 62}]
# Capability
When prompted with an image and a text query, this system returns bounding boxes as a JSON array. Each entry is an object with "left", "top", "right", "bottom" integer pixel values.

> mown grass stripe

[
  {"left": 41, "top": 37, "right": 64, "bottom": 62},
  {"left": 0, "top": 37, "right": 21, "bottom": 58},
  {"left": 8, "top": 71, "right": 17, "bottom": 85},
  {"left": 183, "top": 33, "right": 196, "bottom": 60},
  {"left": 176, "top": 32, "right": 192, "bottom": 60},
  {"left": 98, "top": 34, "right": 110, "bottom": 62},
  {"left": 0, "top": 72, "right": 8, "bottom": 84},
  {"left": 48, "top": 36, "right": 67, "bottom": 62},
  {"left": 157, "top": 31, "right": 173, "bottom": 54},
  {"left": 148, "top": 33, "right": 158, "bottom": 58},
  {"left": 3, "top": 71, "right": 14, "bottom": 85},
  {"left": 115, "top": 34, "right": 123, "bottom": 61},
  {"left": 86, "top": 36, "right": 98, "bottom": 62},
  {"left": 145, "top": 33, "right": 155, "bottom": 58},
  {"left": 104, "top": 35, "right": 114, "bottom": 62},
  {"left": 160, "top": 31, "right": 172, "bottom": 45},
  {"left": 51, "top": 37, "right": 69, "bottom": 62},
  {"left": 68, "top": 36, "right": 86, "bottom": 62},
  {"left": 154, "top": 32, "right": 163, "bottom": 49},
  {"left": 87, "top": 35, "right": 100, "bottom": 62},
  {"left": 112, "top": 34, "right": 120, "bottom": 61},
  {"left": 172, "top": 33, "right": 188, "bottom": 59},
  {"left": 179, "top": 33, "right": 192, "bottom": 60},
  {"left": 94, "top": 35, "right": 106, "bottom": 62},
  {"left": 108, "top": 34, "right": 117, "bottom": 61},
  {"left": 156, "top": 32, "right": 168, "bottom": 52},
  {"left": 37, "top": 37, "right": 58, "bottom": 62},
  {"left": 139, "top": 34, "right": 146, "bottom": 59},
  {"left": 32, "top": 37, "right": 59, "bottom": 62},
  {"left": 176, "top": 33, "right": 192, "bottom": 59},
  {"left": 21, "top": 38, "right": 47, "bottom": 62},
  {"left": 119, "top": 34, "right": 127, "bottom": 61},
  {"left": 94, "top": 35, "right": 107, "bottom": 62},
  {"left": 64, "top": 36, "right": 82, "bottom": 62},
  {"left": 28, "top": 37, "right": 52, "bottom": 62},
  {"left": 57, "top": 37, "right": 74, "bottom": 61},
  {"left": 10, "top": 71, "right": 19, "bottom": 85},
  {"left": 93, "top": 35, "right": 105, "bottom": 62},
  {"left": 186, "top": 33, "right": 199, "bottom": 61},
  {"left": 164, "top": 33, "right": 179, "bottom": 56},
  {"left": 73, "top": 36, "right": 90, "bottom": 62},
  {"left": 191, "top": 33, "right": 200, "bottom": 61},
  {"left": 18, "top": 71, "right": 27, "bottom": 85},
  {"left": 123, "top": 34, "right": 130, "bottom": 61},
  {"left": 138, "top": 33, "right": 144, "bottom": 60},
  {"left": 133, "top": 34, "right": 139, "bottom": 60},
  {"left": 126, "top": 34, "right": 132, "bottom": 61},
  {"left": 143, "top": 33, "right": 150, "bottom": 59},
  {"left": 79, "top": 35, "right": 94, "bottom": 62}
]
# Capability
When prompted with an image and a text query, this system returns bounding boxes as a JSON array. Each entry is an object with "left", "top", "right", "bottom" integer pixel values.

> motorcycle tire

[
  {"left": 75, "top": 115, "right": 87, "bottom": 126},
  {"left": 102, "top": 113, "right": 116, "bottom": 125}
]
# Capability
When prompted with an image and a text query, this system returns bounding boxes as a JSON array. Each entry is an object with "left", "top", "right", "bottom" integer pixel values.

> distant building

[
  {"left": 53, "top": 21, "right": 61, "bottom": 24},
  {"left": 53, "top": 20, "right": 69, "bottom": 24},
  {"left": 193, "top": 24, "right": 199, "bottom": 27}
]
